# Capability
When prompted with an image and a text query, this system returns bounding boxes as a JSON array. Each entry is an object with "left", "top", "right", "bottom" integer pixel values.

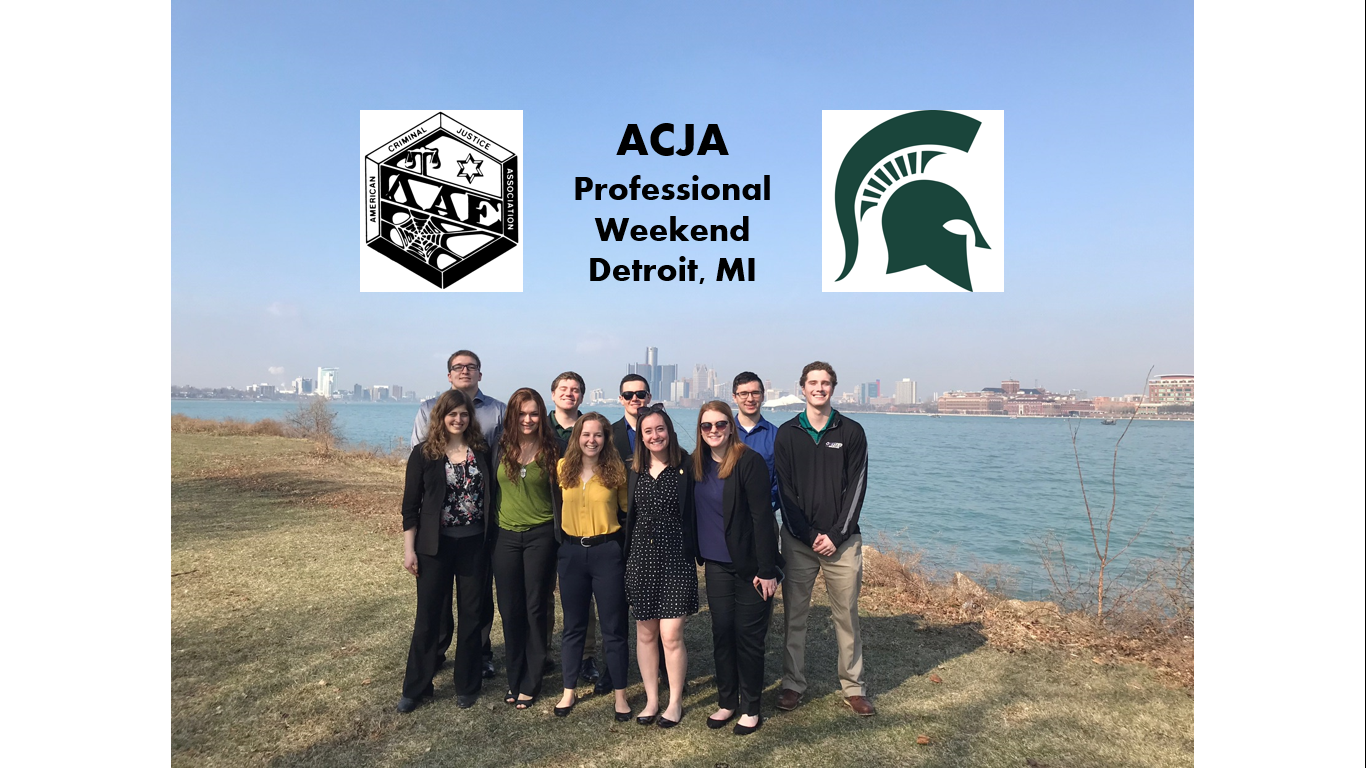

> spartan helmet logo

[{"left": 835, "top": 110, "right": 990, "bottom": 291}]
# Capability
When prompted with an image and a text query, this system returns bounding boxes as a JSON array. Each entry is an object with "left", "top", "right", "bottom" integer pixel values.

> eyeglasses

[
  {"left": 449, "top": 364, "right": 480, "bottom": 373},
  {"left": 734, "top": 391, "right": 764, "bottom": 400},
  {"left": 620, "top": 390, "right": 651, "bottom": 401},
  {"left": 700, "top": 420, "right": 730, "bottom": 432}
]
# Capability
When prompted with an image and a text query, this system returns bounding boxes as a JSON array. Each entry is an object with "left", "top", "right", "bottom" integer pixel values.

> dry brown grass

[
  {"left": 860, "top": 539, "right": 1195, "bottom": 689},
  {"left": 172, "top": 433, "right": 1195, "bottom": 767}
]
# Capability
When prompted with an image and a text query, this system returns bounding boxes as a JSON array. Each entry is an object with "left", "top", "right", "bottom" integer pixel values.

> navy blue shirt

[
  {"left": 738, "top": 415, "right": 780, "bottom": 510},
  {"left": 695, "top": 456, "right": 730, "bottom": 562}
]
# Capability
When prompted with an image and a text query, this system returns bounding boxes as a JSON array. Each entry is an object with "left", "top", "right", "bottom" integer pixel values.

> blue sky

[{"left": 172, "top": 0, "right": 1193, "bottom": 399}]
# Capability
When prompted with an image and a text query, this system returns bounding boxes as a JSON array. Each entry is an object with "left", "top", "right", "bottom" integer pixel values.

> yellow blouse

[{"left": 558, "top": 458, "right": 628, "bottom": 537}]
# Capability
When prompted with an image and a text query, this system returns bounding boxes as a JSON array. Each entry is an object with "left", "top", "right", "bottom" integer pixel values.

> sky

[{"left": 172, "top": 0, "right": 1193, "bottom": 400}]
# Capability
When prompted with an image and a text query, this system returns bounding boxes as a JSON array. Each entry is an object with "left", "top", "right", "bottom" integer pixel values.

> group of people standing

[{"left": 396, "top": 349, "right": 873, "bottom": 735}]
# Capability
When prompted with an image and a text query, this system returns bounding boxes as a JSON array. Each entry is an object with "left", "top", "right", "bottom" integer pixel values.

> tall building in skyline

[
  {"left": 316, "top": 367, "right": 338, "bottom": 398},
  {"left": 895, "top": 378, "right": 917, "bottom": 405},
  {"left": 629, "top": 346, "right": 677, "bottom": 398}
]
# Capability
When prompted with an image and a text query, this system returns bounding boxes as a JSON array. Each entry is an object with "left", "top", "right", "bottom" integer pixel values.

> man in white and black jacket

[{"left": 772, "top": 361, "right": 874, "bottom": 716}]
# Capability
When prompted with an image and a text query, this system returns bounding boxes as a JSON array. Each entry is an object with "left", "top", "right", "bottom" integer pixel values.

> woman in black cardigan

[
  {"left": 691, "top": 401, "right": 783, "bottom": 735},
  {"left": 397, "top": 389, "right": 496, "bottom": 713}
]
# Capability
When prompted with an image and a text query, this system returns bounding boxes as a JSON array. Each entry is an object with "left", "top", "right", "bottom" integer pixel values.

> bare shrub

[{"left": 285, "top": 397, "right": 340, "bottom": 450}]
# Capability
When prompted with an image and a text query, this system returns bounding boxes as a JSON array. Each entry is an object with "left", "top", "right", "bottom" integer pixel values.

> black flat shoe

[
  {"left": 614, "top": 708, "right": 632, "bottom": 722},
  {"left": 553, "top": 698, "right": 576, "bottom": 717},
  {"left": 657, "top": 711, "right": 682, "bottom": 729},
  {"left": 733, "top": 716, "right": 763, "bottom": 736},
  {"left": 636, "top": 712, "right": 657, "bottom": 726},
  {"left": 706, "top": 712, "right": 736, "bottom": 729}
]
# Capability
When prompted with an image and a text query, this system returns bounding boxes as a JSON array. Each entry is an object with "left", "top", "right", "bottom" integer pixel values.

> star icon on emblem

[{"left": 456, "top": 153, "right": 484, "bottom": 183}]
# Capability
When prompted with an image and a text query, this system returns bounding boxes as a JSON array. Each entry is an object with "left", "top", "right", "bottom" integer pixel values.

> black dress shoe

[
  {"left": 553, "top": 697, "right": 576, "bottom": 717},
  {"left": 481, "top": 660, "right": 496, "bottom": 679},
  {"left": 706, "top": 711, "right": 736, "bottom": 729},
  {"left": 732, "top": 716, "right": 763, "bottom": 736},
  {"left": 580, "top": 658, "right": 601, "bottom": 684},
  {"left": 395, "top": 696, "right": 422, "bottom": 713},
  {"left": 456, "top": 693, "right": 479, "bottom": 709}
]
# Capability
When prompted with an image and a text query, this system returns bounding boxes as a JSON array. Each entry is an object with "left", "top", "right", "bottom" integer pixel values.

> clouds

[{"left": 268, "top": 366, "right": 285, "bottom": 375}]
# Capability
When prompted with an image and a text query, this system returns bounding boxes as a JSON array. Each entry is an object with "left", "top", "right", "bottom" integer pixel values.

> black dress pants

[
  {"left": 492, "top": 522, "right": 558, "bottom": 698},
  {"left": 558, "top": 537, "right": 630, "bottom": 691},
  {"left": 435, "top": 547, "right": 496, "bottom": 666},
  {"left": 705, "top": 559, "right": 773, "bottom": 716},
  {"left": 402, "top": 533, "right": 489, "bottom": 699}
]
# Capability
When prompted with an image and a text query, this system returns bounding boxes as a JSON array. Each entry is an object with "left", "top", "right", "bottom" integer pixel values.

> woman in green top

[{"left": 491, "top": 387, "right": 562, "bottom": 708}]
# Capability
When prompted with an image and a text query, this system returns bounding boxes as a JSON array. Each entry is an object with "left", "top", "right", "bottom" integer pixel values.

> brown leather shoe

[
  {"left": 843, "top": 695, "right": 876, "bottom": 716},
  {"left": 776, "top": 689, "right": 802, "bottom": 711}
]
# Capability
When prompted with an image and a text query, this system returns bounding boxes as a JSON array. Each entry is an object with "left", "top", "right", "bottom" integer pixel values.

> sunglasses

[
  {"left": 700, "top": 420, "right": 730, "bottom": 432},
  {"left": 620, "top": 390, "right": 651, "bottom": 401},
  {"left": 640, "top": 403, "right": 667, "bottom": 415}
]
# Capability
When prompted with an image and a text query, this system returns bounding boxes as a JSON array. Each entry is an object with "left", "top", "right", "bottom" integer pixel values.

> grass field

[{"left": 171, "top": 433, "right": 1194, "bottom": 767}]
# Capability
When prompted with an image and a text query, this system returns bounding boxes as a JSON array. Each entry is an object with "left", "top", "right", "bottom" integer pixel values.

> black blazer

[
  {"left": 624, "top": 449, "right": 697, "bottom": 563},
  {"left": 402, "top": 442, "right": 496, "bottom": 557},
  {"left": 707, "top": 449, "right": 785, "bottom": 583},
  {"left": 611, "top": 418, "right": 634, "bottom": 465},
  {"left": 491, "top": 440, "right": 566, "bottom": 541}
]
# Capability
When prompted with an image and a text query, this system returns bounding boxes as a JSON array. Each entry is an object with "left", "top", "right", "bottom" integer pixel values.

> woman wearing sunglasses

[
  {"left": 552, "top": 413, "right": 633, "bottom": 722},
  {"left": 624, "top": 404, "right": 698, "bottom": 728},
  {"left": 692, "top": 401, "right": 783, "bottom": 735}
]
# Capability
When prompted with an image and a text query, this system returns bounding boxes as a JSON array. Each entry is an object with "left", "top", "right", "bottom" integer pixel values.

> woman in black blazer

[
  {"left": 623, "top": 404, "right": 697, "bottom": 728},
  {"left": 691, "top": 401, "right": 783, "bottom": 735},
  {"left": 397, "top": 389, "right": 496, "bottom": 713}
]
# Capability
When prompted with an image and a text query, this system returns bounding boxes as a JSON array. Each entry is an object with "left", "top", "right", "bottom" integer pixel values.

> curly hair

[
  {"left": 422, "top": 389, "right": 487, "bottom": 460},
  {"left": 559, "top": 412, "right": 626, "bottom": 490},
  {"left": 498, "top": 388, "right": 559, "bottom": 486}
]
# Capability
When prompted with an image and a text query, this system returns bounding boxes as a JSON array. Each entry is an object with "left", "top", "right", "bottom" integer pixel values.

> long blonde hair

[{"left": 558, "top": 412, "right": 626, "bottom": 490}]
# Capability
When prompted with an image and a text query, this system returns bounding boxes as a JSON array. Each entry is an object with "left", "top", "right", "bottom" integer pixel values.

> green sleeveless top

[{"left": 497, "top": 459, "right": 554, "bottom": 531}]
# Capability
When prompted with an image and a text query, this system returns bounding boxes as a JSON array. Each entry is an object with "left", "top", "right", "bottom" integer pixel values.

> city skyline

[{"left": 172, "top": 345, "right": 1185, "bottom": 408}]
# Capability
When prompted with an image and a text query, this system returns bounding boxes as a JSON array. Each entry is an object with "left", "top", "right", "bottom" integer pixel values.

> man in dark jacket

[
  {"left": 773, "top": 361, "right": 874, "bottom": 716},
  {"left": 611, "top": 374, "right": 651, "bottom": 464}
]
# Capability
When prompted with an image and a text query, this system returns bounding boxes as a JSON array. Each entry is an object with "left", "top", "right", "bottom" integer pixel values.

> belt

[{"left": 563, "top": 530, "right": 622, "bottom": 548}]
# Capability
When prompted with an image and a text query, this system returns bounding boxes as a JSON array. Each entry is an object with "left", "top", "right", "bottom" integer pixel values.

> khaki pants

[{"left": 780, "top": 529, "right": 865, "bottom": 697}]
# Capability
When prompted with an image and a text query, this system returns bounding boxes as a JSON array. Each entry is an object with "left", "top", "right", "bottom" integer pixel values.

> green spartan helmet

[{"left": 835, "top": 111, "right": 990, "bottom": 291}]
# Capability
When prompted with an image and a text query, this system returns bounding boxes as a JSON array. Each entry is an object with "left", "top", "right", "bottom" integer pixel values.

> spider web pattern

[{"left": 395, "top": 215, "right": 445, "bottom": 261}]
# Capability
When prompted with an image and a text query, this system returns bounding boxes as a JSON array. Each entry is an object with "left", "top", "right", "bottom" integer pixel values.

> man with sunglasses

[
  {"left": 410, "top": 349, "right": 506, "bottom": 681},
  {"left": 611, "top": 374, "right": 652, "bottom": 464},
  {"left": 731, "top": 372, "right": 780, "bottom": 512}
]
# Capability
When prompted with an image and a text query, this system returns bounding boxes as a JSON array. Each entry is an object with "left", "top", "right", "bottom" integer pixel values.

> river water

[{"left": 172, "top": 400, "right": 1194, "bottom": 599}]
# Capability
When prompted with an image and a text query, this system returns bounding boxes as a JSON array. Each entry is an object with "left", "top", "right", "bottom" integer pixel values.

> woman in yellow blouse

[{"left": 552, "top": 412, "right": 633, "bottom": 721}]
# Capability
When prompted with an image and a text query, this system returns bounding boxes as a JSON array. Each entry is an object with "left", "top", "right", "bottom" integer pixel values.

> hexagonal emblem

[{"left": 362, "top": 112, "right": 520, "bottom": 290}]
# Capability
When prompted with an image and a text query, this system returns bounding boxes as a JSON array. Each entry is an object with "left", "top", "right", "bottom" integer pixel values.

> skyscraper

[
  {"left": 316, "top": 367, "right": 338, "bottom": 397},
  {"left": 895, "top": 379, "right": 917, "bottom": 405}
]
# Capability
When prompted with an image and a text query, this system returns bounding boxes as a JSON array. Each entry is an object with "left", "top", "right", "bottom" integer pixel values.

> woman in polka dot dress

[{"left": 624, "top": 405, "right": 698, "bottom": 728}]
